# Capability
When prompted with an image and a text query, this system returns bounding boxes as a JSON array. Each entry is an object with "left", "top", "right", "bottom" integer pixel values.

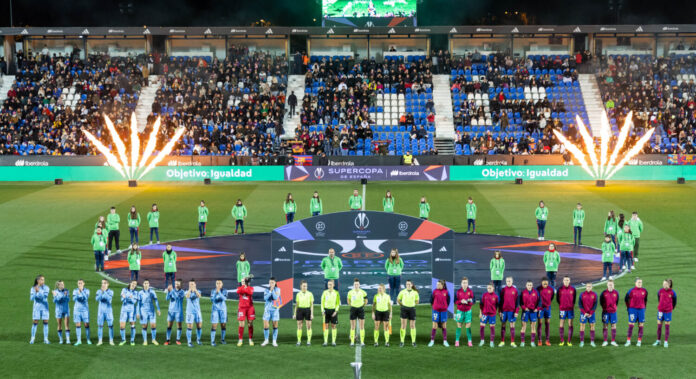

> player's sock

[
  {"left": 400, "top": 328, "right": 406, "bottom": 343},
  {"left": 627, "top": 325, "right": 634, "bottom": 339},
  {"left": 360, "top": 329, "right": 365, "bottom": 344},
  {"left": 31, "top": 323, "right": 37, "bottom": 339},
  {"left": 442, "top": 328, "right": 447, "bottom": 340},
  {"left": 66, "top": 330, "right": 70, "bottom": 342},
  {"left": 196, "top": 328, "right": 202, "bottom": 342},
  {"left": 43, "top": 324, "right": 48, "bottom": 340},
  {"left": 466, "top": 327, "right": 472, "bottom": 342},
  {"left": 489, "top": 325, "right": 495, "bottom": 342},
  {"left": 568, "top": 325, "right": 573, "bottom": 342},
  {"left": 531, "top": 331, "right": 536, "bottom": 343},
  {"left": 297, "top": 329, "right": 302, "bottom": 343},
  {"left": 536, "top": 322, "right": 541, "bottom": 341},
  {"left": 656, "top": 324, "right": 662, "bottom": 340},
  {"left": 272, "top": 327, "right": 278, "bottom": 342},
  {"left": 559, "top": 326, "right": 564, "bottom": 342},
  {"left": 86, "top": 326, "right": 91, "bottom": 340},
  {"left": 246, "top": 326, "right": 251, "bottom": 339},
  {"left": 665, "top": 324, "right": 670, "bottom": 342},
  {"left": 176, "top": 328, "right": 182, "bottom": 341},
  {"left": 479, "top": 325, "right": 484, "bottom": 340},
  {"left": 430, "top": 328, "right": 436, "bottom": 341},
  {"left": 350, "top": 329, "right": 356, "bottom": 344},
  {"left": 603, "top": 327, "right": 608, "bottom": 341},
  {"left": 332, "top": 328, "right": 337, "bottom": 344},
  {"left": 108, "top": 326, "right": 114, "bottom": 341},
  {"left": 611, "top": 328, "right": 616, "bottom": 341},
  {"left": 374, "top": 330, "right": 379, "bottom": 343},
  {"left": 142, "top": 328, "right": 147, "bottom": 342},
  {"left": 410, "top": 328, "right": 416, "bottom": 343},
  {"left": 509, "top": 326, "right": 514, "bottom": 343},
  {"left": 186, "top": 328, "right": 192, "bottom": 343},
  {"left": 263, "top": 328, "right": 269, "bottom": 341},
  {"left": 521, "top": 330, "right": 525, "bottom": 343},
  {"left": 151, "top": 328, "right": 156, "bottom": 341},
  {"left": 638, "top": 326, "right": 643, "bottom": 340},
  {"left": 500, "top": 325, "right": 506, "bottom": 341},
  {"left": 211, "top": 329, "right": 216, "bottom": 343},
  {"left": 130, "top": 326, "right": 135, "bottom": 342},
  {"left": 120, "top": 328, "right": 126, "bottom": 341},
  {"left": 58, "top": 329, "right": 63, "bottom": 342},
  {"left": 98, "top": 326, "right": 103, "bottom": 340},
  {"left": 222, "top": 327, "right": 227, "bottom": 341},
  {"left": 307, "top": 329, "right": 312, "bottom": 343},
  {"left": 579, "top": 330, "right": 585, "bottom": 342},
  {"left": 455, "top": 327, "right": 461, "bottom": 342},
  {"left": 76, "top": 327, "right": 82, "bottom": 342},
  {"left": 240, "top": 326, "right": 245, "bottom": 341},
  {"left": 590, "top": 330, "right": 595, "bottom": 342},
  {"left": 384, "top": 329, "right": 390, "bottom": 343},
  {"left": 324, "top": 328, "right": 329, "bottom": 343},
  {"left": 545, "top": 322, "right": 550, "bottom": 342},
  {"left": 166, "top": 327, "right": 172, "bottom": 341}
]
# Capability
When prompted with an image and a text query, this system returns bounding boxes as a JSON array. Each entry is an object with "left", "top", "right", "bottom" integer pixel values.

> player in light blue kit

[
  {"left": 30, "top": 275, "right": 51, "bottom": 344},
  {"left": 95, "top": 279, "right": 115, "bottom": 345},
  {"left": 185, "top": 279, "right": 203, "bottom": 347},
  {"left": 138, "top": 279, "right": 161, "bottom": 345},
  {"left": 165, "top": 279, "right": 185, "bottom": 345},
  {"left": 119, "top": 280, "right": 139, "bottom": 346},
  {"left": 210, "top": 279, "right": 230, "bottom": 346},
  {"left": 262, "top": 277, "right": 281, "bottom": 347},
  {"left": 72, "top": 279, "right": 91, "bottom": 345},
  {"left": 52, "top": 280, "right": 71, "bottom": 344}
]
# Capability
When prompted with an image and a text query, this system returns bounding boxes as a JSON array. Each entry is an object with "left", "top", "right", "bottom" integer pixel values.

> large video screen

[{"left": 322, "top": 0, "right": 417, "bottom": 18}]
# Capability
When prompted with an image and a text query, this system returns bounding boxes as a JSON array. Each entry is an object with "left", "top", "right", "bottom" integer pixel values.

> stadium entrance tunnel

[{"left": 104, "top": 212, "right": 605, "bottom": 316}]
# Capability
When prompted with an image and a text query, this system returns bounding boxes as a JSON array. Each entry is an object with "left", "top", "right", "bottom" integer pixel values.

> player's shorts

[
  {"left": 579, "top": 313, "right": 596, "bottom": 324},
  {"left": 55, "top": 309, "right": 70, "bottom": 319},
  {"left": 522, "top": 310, "right": 538, "bottom": 323},
  {"left": 186, "top": 312, "right": 202, "bottom": 324},
  {"left": 32, "top": 308, "right": 50, "bottom": 321},
  {"left": 559, "top": 310, "right": 575, "bottom": 320},
  {"left": 296, "top": 307, "right": 312, "bottom": 321},
  {"left": 210, "top": 309, "right": 227, "bottom": 324},
  {"left": 601, "top": 312, "right": 617, "bottom": 324},
  {"left": 139, "top": 311, "right": 156, "bottom": 324},
  {"left": 74, "top": 309, "right": 89, "bottom": 323},
  {"left": 657, "top": 311, "right": 672, "bottom": 322},
  {"left": 480, "top": 314, "right": 496, "bottom": 325},
  {"left": 167, "top": 311, "right": 183, "bottom": 323},
  {"left": 350, "top": 306, "right": 365, "bottom": 320},
  {"left": 627, "top": 308, "right": 645, "bottom": 323},
  {"left": 374, "top": 310, "right": 390, "bottom": 322},
  {"left": 263, "top": 307, "right": 280, "bottom": 322},
  {"left": 400, "top": 306, "right": 416, "bottom": 321},
  {"left": 97, "top": 310, "right": 113, "bottom": 326},
  {"left": 432, "top": 310, "right": 448, "bottom": 323},
  {"left": 501, "top": 311, "right": 517, "bottom": 323},
  {"left": 119, "top": 309, "right": 136, "bottom": 323},
  {"left": 324, "top": 309, "right": 338, "bottom": 324},
  {"left": 237, "top": 306, "right": 256, "bottom": 322},
  {"left": 537, "top": 308, "right": 552, "bottom": 319},
  {"left": 454, "top": 309, "right": 472, "bottom": 324}
]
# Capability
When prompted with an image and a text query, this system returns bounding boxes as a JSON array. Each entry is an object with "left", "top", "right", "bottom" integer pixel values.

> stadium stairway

[
  {"left": 135, "top": 75, "right": 160, "bottom": 131},
  {"left": 0, "top": 75, "right": 15, "bottom": 105},
  {"left": 432, "top": 74, "right": 455, "bottom": 154},
  {"left": 578, "top": 74, "right": 604, "bottom": 135},
  {"left": 282, "top": 75, "right": 305, "bottom": 139}
]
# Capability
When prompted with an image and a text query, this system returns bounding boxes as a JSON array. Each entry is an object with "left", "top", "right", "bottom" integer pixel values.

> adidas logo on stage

[
  {"left": 388, "top": 28, "right": 396, "bottom": 34},
  {"left": 204, "top": 28, "right": 212, "bottom": 35},
  {"left": 81, "top": 29, "right": 90, "bottom": 35},
  {"left": 278, "top": 246, "right": 286, "bottom": 252},
  {"left": 326, "top": 28, "right": 334, "bottom": 34},
  {"left": 439, "top": 246, "right": 447, "bottom": 252},
  {"left": 450, "top": 27, "right": 457, "bottom": 33},
  {"left": 510, "top": 27, "right": 519, "bottom": 33},
  {"left": 635, "top": 26, "right": 644, "bottom": 32},
  {"left": 265, "top": 28, "right": 273, "bottom": 34},
  {"left": 573, "top": 27, "right": 581, "bottom": 33}
]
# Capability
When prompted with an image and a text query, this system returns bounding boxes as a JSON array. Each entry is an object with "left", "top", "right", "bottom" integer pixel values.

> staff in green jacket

[
  {"left": 236, "top": 252, "right": 251, "bottom": 286},
  {"left": 232, "top": 199, "right": 248, "bottom": 234},
  {"left": 466, "top": 197, "right": 477, "bottom": 234},
  {"left": 147, "top": 203, "right": 160, "bottom": 245},
  {"left": 284, "top": 193, "right": 296, "bottom": 224},
  {"left": 604, "top": 210, "right": 618, "bottom": 250},
  {"left": 385, "top": 248, "right": 404, "bottom": 302},
  {"left": 627, "top": 211, "right": 644, "bottom": 264},
  {"left": 349, "top": 189, "right": 362, "bottom": 211},
  {"left": 419, "top": 197, "right": 431, "bottom": 220},
  {"left": 490, "top": 250, "right": 505, "bottom": 294},
  {"left": 310, "top": 191, "right": 323, "bottom": 216},
  {"left": 383, "top": 191, "right": 395, "bottom": 213},
  {"left": 542, "top": 243, "right": 560, "bottom": 287},
  {"left": 535, "top": 201, "right": 548, "bottom": 241},
  {"left": 127, "top": 244, "right": 142, "bottom": 282},
  {"left": 106, "top": 207, "right": 121, "bottom": 253},
  {"left": 601, "top": 235, "right": 616, "bottom": 280},
  {"left": 321, "top": 248, "right": 343, "bottom": 289},
  {"left": 198, "top": 200, "right": 209, "bottom": 238},
  {"left": 163, "top": 244, "right": 177, "bottom": 288},
  {"left": 91, "top": 227, "right": 108, "bottom": 272},
  {"left": 617, "top": 224, "right": 635, "bottom": 273},
  {"left": 572, "top": 203, "right": 585, "bottom": 246},
  {"left": 127, "top": 206, "right": 141, "bottom": 248}
]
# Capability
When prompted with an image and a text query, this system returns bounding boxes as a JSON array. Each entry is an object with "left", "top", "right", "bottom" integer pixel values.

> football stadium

[{"left": 2, "top": 1, "right": 696, "bottom": 378}]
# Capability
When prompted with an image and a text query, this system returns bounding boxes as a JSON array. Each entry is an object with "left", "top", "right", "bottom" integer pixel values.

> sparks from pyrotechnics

[
  {"left": 81, "top": 114, "right": 186, "bottom": 180},
  {"left": 552, "top": 111, "right": 654, "bottom": 180}
]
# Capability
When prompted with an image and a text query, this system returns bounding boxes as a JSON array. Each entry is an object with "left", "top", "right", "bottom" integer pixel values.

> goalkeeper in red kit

[{"left": 236, "top": 277, "right": 255, "bottom": 346}]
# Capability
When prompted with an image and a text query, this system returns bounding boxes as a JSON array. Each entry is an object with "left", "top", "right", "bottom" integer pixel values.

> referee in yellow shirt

[
  {"left": 347, "top": 278, "right": 368, "bottom": 346},
  {"left": 372, "top": 283, "right": 393, "bottom": 346},
  {"left": 321, "top": 279, "right": 340, "bottom": 346},
  {"left": 293, "top": 280, "right": 314, "bottom": 346},
  {"left": 398, "top": 279, "right": 420, "bottom": 347}
]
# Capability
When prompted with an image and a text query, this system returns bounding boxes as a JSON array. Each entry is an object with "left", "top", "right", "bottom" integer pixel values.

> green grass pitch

[{"left": 1, "top": 181, "right": 694, "bottom": 378}]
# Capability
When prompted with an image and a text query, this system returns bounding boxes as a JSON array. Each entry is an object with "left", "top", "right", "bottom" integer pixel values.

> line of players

[{"left": 30, "top": 274, "right": 676, "bottom": 348}]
